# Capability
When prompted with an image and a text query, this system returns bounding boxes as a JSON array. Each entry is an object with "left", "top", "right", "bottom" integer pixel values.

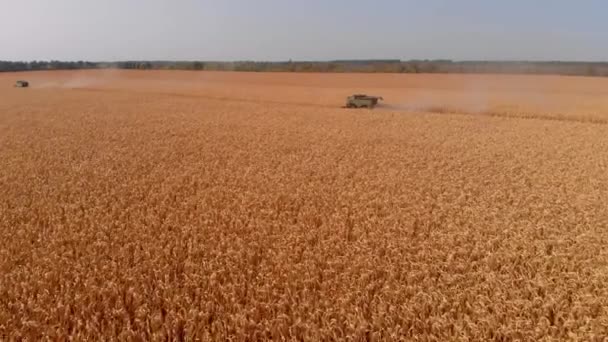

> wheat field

[{"left": 1, "top": 70, "right": 608, "bottom": 340}]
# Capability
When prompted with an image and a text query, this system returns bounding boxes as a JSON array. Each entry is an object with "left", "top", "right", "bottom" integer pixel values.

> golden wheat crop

[{"left": 1, "top": 71, "right": 608, "bottom": 341}]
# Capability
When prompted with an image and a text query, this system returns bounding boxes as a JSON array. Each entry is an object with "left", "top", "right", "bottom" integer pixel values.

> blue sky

[{"left": 1, "top": 0, "right": 606, "bottom": 61}]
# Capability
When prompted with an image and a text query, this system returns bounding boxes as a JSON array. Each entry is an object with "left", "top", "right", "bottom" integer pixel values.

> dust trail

[
  {"left": 31, "top": 68, "right": 121, "bottom": 90},
  {"left": 383, "top": 81, "right": 492, "bottom": 114},
  {"left": 371, "top": 75, "right": 607, "bottom": 124},
  {"left": 62, "top": 68, "right": 122, "bottom": 89},
  {"left": 375, "top": 76, "right": 562, "bottom": 119},
  {"left": 32, "top": 81, "right": 61, "bottom": 89},
  {"left": 376, "top": 103, "right": 607, "bottom": 125}
]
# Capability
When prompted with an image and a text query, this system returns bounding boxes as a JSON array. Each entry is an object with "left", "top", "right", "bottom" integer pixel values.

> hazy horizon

[
  {"left": 6, "top": 59, "right": 608, "bottom": 64},
  {"left": 2, "top": 0, "right": 607, "bottom": 62}
]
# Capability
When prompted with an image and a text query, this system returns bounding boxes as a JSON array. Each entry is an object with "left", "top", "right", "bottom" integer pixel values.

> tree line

[
  {"left": 0, "top": 60, "right": 97, "bottom": 72},
  {"left": 2, "top": 59, "right": 608, "bottom": 77}
]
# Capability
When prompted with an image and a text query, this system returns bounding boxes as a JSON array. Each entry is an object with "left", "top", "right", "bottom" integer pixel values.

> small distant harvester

[
  {"left": 345, "top": 94, "right": 383, "bottom": 109},
  {"left": 15, "top": 80, "right": 29, "bottom": 88}
]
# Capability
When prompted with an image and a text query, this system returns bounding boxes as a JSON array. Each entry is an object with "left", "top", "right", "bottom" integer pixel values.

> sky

[{"left": 1, "top": 0, "right": 607, "bottom": 62}]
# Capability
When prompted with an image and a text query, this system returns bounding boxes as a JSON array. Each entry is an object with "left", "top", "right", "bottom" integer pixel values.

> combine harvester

[
  {"left": 344, "top": 94, "right": 383, "bottom": 109},
  {"left": 14, "top": 80, "right": 29, "bottom": 88}
]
